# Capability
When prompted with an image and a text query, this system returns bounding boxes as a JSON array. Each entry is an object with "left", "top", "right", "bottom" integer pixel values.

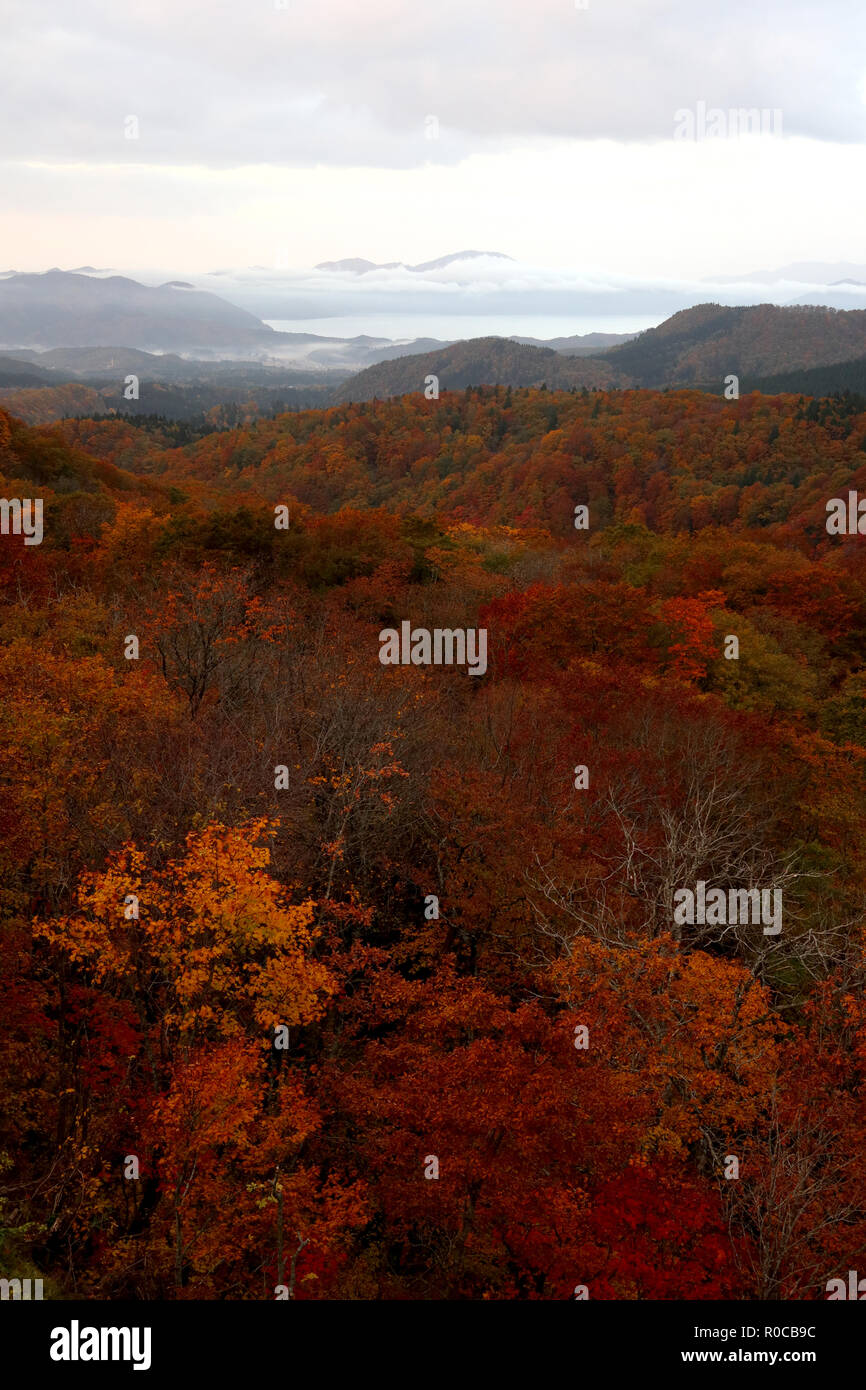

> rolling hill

[
  {"left": 603, "top": 302, "right": 866, "bottom": 386},
  {"left": 334, "top": 336, "right": 624, "bottom": 401},
  {"left": 334, "top": 305, "right": 866, "bottom": 402},
  {"left": 0, "top": 353, "right": 64, "bottom": 387}
]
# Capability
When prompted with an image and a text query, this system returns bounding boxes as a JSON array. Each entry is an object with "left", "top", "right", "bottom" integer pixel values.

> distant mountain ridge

[
  {"left": 0, "top": 270, "right": 273, "bottom": 352},
  {"left": 334, "top": 303, "right": 866, "bottom": 401},
  {"left": 10, "top": 293, "right": 866, "bottom": 418},
  {"left": 715, "top": 261, "right": 866, "bottom": 285},
  {"left": 314, "top": 250, "right": 514, "bottom": 274},
  {"left": 510, "top": 330, "right": 637, "bottom": 356}
]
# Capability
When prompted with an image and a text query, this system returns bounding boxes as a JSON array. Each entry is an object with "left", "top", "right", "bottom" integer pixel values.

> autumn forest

[{"left": 4, "top": 383, "right": 866, "bottom": 1302}]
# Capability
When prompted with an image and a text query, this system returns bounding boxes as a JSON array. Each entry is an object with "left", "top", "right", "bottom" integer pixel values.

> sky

[{"left": 2, "top": 0, "right": 866, "bottom": 280}]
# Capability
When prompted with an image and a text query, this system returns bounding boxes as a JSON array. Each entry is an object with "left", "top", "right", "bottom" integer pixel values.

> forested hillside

[
  {"left": 3, "top": 386, "right": 866, "bottom": 1300},
  {"left": 54, "top": 383, "right": 866, "bottom": 549},
  {"left": 9, "top": 304, "right": 866, "bottom": 426},
  {"left": 604, "top": 303, "right": 866, "bottom": 385},
  {"left": 337, "top": 305, "right": 866, "bottom": 401},
  {"left": 336, "top": 337, "right": 625, "bottom": 399}
]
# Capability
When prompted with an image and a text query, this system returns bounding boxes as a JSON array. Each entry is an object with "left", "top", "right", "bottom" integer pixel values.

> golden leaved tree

[
  {"left": 33, "top": 821, "right": 365, "bottom": 1297},
  {"left": 37, "top": 818, "right": 333, "bottom": 1039}
]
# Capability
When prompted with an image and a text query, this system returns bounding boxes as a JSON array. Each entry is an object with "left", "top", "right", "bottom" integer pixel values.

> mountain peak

[
  {"left": 314, "top": 250, "right": 513, "bottom": 274},
  {"left": 409, "top": 250, "right": 514, "bottom": 272}
]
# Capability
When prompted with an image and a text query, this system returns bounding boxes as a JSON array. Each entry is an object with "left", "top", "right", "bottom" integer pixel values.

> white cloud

[
  {"left": 3, "top": 1, "right": 866, "bottom": 280},
  {"left": 2, "top": 0, "right": 865, "bottom": 170},
  {"left": 4, "top": 134, "right": 866, "bottom": 281}
]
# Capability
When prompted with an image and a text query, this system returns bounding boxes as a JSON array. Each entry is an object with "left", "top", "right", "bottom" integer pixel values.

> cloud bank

[{"left": 3, "top": 0, "right": 866, "bottom": 170}]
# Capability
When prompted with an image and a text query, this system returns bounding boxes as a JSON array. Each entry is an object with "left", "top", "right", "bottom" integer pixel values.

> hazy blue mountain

[
  {"left": 314, "top": 250, "right": 514, "bottom": 274},
  {"left": 0, "top": 270, "right": 275, "bottom": 351}
]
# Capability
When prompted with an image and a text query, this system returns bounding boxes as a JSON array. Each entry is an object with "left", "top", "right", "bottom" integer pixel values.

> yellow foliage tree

[{"left": 36, "top": 818, "right": 335, "bottom": 1040}]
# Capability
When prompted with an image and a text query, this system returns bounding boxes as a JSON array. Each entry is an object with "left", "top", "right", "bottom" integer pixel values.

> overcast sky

[{"left": 2, "top": 0, "right": 866, "bottom": 276}]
